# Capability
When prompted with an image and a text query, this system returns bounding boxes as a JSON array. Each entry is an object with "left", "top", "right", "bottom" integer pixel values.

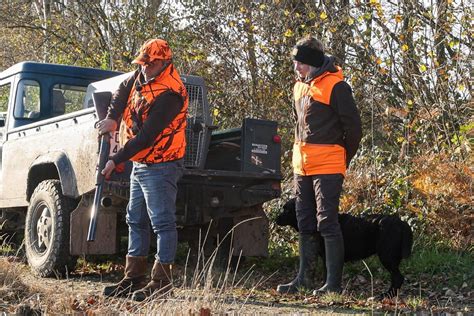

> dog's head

[{"left": 275, "top": 198, "right": 299, "bottom": 232}]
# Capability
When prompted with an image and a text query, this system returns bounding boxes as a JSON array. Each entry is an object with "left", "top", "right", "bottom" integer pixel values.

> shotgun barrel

[
  {"left": 87, "top": 133, "right": 110, "bottom": 241},
  {"left": 87, "top": 91, "right": 112, "bottom": 242}
]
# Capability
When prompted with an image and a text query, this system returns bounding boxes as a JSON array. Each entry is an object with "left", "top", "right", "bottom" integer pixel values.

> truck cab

[{"left": 0, "top": 62, "right": 119, "bottom": 210}]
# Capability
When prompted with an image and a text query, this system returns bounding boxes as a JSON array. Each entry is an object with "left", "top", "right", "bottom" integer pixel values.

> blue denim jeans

[{"left": 126, "top": 159, "right": 183, "bottom": 263}]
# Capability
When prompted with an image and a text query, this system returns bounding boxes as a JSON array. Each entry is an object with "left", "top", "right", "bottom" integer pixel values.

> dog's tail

[{"left": 401, "top": 221, "right": 413, "bottom": 259}]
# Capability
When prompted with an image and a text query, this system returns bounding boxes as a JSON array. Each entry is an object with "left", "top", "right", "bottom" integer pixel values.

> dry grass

[
  {"left": 0, "top": 257, "right": 29, "bottom": 312},
  {"left": 0, "top": 225, "right": 273, "bottom": 315},
  {"left": 1, "top": 243, "right": 472, "bottom": 314},
  {"left": 0, "top": 256, "right": 82, "bottom": 314}
]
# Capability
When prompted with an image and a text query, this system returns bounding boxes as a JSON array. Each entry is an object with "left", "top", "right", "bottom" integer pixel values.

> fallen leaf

[
  {"left": 200, "top": 307, "right": 211, "bottom": 316},
  {"left": 86, "top": 296, "right": 97, "bottom": 305}
]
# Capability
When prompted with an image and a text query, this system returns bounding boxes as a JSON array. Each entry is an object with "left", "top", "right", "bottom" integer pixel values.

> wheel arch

[{"left": 27, "top": 151, "right": 78, "bottom": 201}]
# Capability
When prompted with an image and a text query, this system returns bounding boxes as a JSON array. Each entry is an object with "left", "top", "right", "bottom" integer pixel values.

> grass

[
  {"left": 405, "top": 295, "right": 428, "bottom": 310},
  {"left": 0, "top": 222, "right": 472, "bottom": 314},
  {"left": 403, "top": 234, "right": 473, "bottom": 291},
  {"left": 0, "top": 242, "right": 14, "bottom": 255},
  {"left": 245, "top": 252, "right": 297, "bottom": 275},
  {"left": 319, "top": 292, "right": 345, "bottom": 305},
  {"left": 0, "top": 240, "right": 266, "bottom": 314},
  {"left": 0, "top": 233, "right": 18, "bottom": 255},
  {"left": 0, "top": 258, "right": 28, "bottom": 305},
  {"left": 246, "top": 227, "right": 473, "bottom": 296}
]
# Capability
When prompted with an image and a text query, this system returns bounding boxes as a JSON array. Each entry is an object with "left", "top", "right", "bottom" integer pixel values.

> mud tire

[{"left": 25, "top": 180, "right": 76, "bottom": 277}]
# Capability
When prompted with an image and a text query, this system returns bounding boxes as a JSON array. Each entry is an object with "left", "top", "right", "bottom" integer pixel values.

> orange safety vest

[
  {"left": 119, "top": 65, "right": 188, "bottom": 164},
  {"left": 292, "top": 68, "right": 347, "bottom": 176}
]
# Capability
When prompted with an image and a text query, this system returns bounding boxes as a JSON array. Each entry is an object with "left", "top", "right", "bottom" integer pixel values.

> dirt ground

[
  {"left": 2, "top": 257, "right": 471, "bottom": 315},
  {"left": 9, "top": 264, "right": 344, "bottom": 314}
]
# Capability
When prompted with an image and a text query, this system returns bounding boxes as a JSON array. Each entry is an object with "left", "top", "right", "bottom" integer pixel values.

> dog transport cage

[{"left": 182, "top": 76, "right": 212, "bottom": 169}]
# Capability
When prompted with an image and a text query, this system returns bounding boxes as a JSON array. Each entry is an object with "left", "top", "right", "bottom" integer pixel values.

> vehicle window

[
  {"left": 14, "top": 80, "right": 41, "bottom": 119},
  {"left": 0, "top": 83, "right": 10, "bottom": 129},
  {"left": 52, "top": 84, "right": 87, "bottom": 116}
]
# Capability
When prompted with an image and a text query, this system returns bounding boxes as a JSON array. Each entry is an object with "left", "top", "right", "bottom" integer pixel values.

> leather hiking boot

[
  {"left": 277, "top": 234, "right": 319, "bottom": 294},
  {"left": 103, "top": 255, "right": 148, "bottom": 297},
  {"left": 132, "top": 261, "right": 173, "bottom": 301},
  {"left": 313, "top": 235, "right": 344, "bottom": 295}
]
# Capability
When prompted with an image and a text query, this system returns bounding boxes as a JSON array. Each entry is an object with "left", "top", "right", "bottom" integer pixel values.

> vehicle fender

[{"left": 27, "top": 151, "right": 79, "bottom": 200}]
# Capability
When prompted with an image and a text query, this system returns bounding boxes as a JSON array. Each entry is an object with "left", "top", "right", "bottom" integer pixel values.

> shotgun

[{"left": 87, "top": 91, "right": 112, "bottom": 242}]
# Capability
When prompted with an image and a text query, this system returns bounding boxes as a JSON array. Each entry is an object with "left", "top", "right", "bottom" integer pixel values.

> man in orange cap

[{"left": 97, "top": 38, "right": 188, "bottom": 301}]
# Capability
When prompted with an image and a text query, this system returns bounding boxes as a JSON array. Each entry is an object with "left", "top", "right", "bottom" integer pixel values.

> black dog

[{"left": 275, "top": 198, "right": 413, "bottom": 298}]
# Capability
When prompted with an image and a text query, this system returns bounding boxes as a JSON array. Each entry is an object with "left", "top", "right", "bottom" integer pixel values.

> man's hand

[
  {"left": 101, "top": 160, "right": 116, "bottom": 179},
  {"left": 97, "top": 119, "right": 117, "bottom": 135}
]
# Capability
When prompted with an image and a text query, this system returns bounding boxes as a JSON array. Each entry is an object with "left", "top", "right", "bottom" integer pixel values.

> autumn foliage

[{"left": 0, "top": 0, "right": 471, "bottom": 245}]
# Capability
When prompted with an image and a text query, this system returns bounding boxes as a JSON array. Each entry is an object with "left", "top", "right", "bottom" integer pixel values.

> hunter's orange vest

[
  {"left": 119, "top": 65, "right": 188, "bottom": 164},
  {"left": 292, "top": 68, "right": 347, "bottom": 176}
]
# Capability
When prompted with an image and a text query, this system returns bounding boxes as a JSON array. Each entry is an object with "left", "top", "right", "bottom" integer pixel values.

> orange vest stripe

[
  {"left": 293, "top": 142, "right": 346, "bottom": 176},
  {"left": 309, "top": 71, "right": 343, "bottom": 105}
]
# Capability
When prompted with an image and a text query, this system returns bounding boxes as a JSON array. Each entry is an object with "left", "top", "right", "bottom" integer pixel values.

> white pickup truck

[{"left": 0, "top": 62, "right": 282, "bottom": 277}]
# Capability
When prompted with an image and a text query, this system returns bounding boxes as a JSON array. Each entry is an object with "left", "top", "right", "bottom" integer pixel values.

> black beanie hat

[{"left": 292, "top": 45, "right": 324, "bottom": 68}]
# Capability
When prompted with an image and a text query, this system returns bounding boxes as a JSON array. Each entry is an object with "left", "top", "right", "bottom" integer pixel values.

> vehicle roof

[{"left": 0, "top": 61, "right": 121, "bottom": 81}]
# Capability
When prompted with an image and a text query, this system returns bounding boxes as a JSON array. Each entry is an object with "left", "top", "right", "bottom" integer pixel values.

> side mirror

[{"left": 0, "top": 117, "right": 4, "bottom": 128}]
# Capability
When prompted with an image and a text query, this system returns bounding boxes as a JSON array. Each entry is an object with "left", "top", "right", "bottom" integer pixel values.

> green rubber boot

[
  {"left": 313, "top": 235, "right": 344, "bottom": 294},
  {"left": 277, "top": 234, "right": 319, "bottom": 294}
]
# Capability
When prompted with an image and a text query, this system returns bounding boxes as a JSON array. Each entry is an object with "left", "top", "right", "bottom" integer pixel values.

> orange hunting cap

[{"left": 132, "top": 39, "right": 173, "bottom": 65}]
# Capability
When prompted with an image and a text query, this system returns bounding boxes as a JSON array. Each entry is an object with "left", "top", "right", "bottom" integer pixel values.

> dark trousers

[{"left": 294, "top": 174, "right": 344, "bottom": 237}]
